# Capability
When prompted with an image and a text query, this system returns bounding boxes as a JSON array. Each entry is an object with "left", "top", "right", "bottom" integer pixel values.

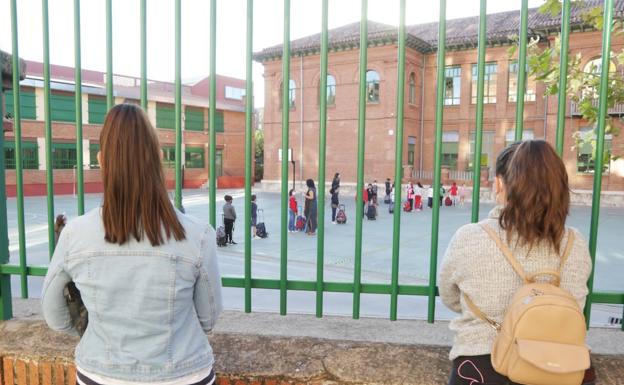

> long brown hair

[
  {"left": 100, "top": 104, "right": 185, "bottom": 246},
  {"left": 499, "top": 140, "right": 569, "bottom": 253}
]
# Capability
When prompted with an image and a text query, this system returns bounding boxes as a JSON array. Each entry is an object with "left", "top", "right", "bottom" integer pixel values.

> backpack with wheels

[
  {"left": 445, "top": 196, "right": 453, "bottom": 206},
  {"left": 403, "top": 201, "right": 411, "bottom": 212},
  {"left": 336, "top": 204, "right": 347, "bottom": 224},
  {"left": 464, "top": 225, "right": 589, "bottom": 385},
  {"left": 255, "top": 209, "right": 268, "bottom": 238},
  {"left": 366, "top": 204, "right": 376, "bottom": 220},
  {"left": 216, "top": 226, "right": 227, "bottom": 247},
  {"left": 295, "top": 208, "right": 306, "bottom": 231}
]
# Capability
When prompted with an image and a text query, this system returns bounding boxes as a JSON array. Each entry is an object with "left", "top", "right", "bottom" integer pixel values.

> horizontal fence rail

[{"left": 0, "top": 0, "right": 621, "bottom": 330}]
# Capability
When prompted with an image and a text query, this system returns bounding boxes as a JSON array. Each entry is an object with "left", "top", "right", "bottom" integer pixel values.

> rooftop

[{"left": 254, "top": 0, "right": 624, "bottom": 61}]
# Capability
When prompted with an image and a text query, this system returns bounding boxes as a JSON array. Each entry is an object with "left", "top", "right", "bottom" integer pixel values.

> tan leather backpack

[{"left": 463, "top": 224, "right": 590, "bottom": 385}]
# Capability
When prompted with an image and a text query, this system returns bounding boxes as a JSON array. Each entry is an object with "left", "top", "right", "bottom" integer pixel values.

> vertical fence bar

[
  {"left": 555, "top": 0, "right": 571, "bottom": 156},
  {"left": 389, "top": 0, "right": 406, "bottom": 321},
  {"left": 140, "top": 0, "right": 147, "bottom": 110},
  {"left": 106, "top": 0, "right": 113, "bottom": 110},
  {"left": 209, "top": 0, "right": 217, "bottom": 228},
  {"left": 584, "top": 0, "right": 613, "bottom": 326},
  {"left": 352, "top": 0, "right": 368, "bottom": 320},
  {"left": 280, "top": 0, "right": 291, "bottom": 316},
  {"left": 42, "top": 0, "right": 56, "bottom": 257},
  {"left": 0, "top": 73, "right": 13, "bottom": 320},
  {"left": 174, "top": 0, "right": 182, "bottom": 209},
  {"left": 244, "top": 0, "right": 253, "bottom": 313},
  {"left": 10, "top": 0, "right": 28, "bottom": 298},
  {"left": 514, "top": 0, "right": 528, "bottom": 141},
  {"left": 74, "top": 0, "right": 84, "bottom": 215},
  {"left": 471, "top": 0, "right": 487, "bottom": 223},
  {"left": 427, "top": 0, "right": 446, "bottom": 323},
  {"left": 315, "top": 0, "right": 329, "bottom": 318}
]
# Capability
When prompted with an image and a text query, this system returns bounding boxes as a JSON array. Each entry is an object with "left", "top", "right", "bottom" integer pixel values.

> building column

[
  {"left": 36, "top": 137, "right": 46, "bottom": 170},
  {"left": 147, "top": 101, "right": 157, "bottom": 126},
  {"left": 35, "top": 88, "right": 45, "bottom": 121},
  {"left": 82, "top": 94, "right": 89, "bottom": 124},
  {"left": 82, "top": 139, "right": 90, "bottom": 169}
]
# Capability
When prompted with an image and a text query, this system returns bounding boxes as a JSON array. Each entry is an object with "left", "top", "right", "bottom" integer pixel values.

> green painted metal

[
  {"left": 315, "top": 0, "right": 329, "bottom": 318},
  {"left": 42, "top": 0, "right": 57, "bottom": 259},
  {"left": 0, "top": 74, "right": 14, "bottom": 320},
  {"left": 471, "top": 0, "right": 487, "bottom": 223},
  {"left": 280, "top": 0, "right": 291, "bottom": 316},
  {"left": 584, "top": 0, "right": 613, "bottom": 327},
  {"left": 106, "top": 0, "right": 113, "bottom": 110},
  {"left": 555, "top": 0, "right": 571, "bottom": 156},
  {"left": 74, "top": 0, "right": 84, "bottom": 215},
  {"left": 514, "top": 0, "right": 528, "bottom": 141},
  {"left": 244, "top": 0, "right": 253, "bottom": 313},
  {"left": 0, "top": 265, "right": 49, "bottom": 277},
  {"left": 428, "top": 0, "right": 446, "bottom": 323},
  {"left": 10, "top": 0, "right": 28, "bottom": 299},
  {"left": 353, "top": 0, "right": 368, "bottom": 320},
  {"left": 209, "top": 0, "right": 217, "bottom": 229},
  {"left": 174, "top": 0, "right": 182, "bottom": 210},
  {"left": 389, "top": 0, "right": 406, "bottom": 321},
  {"left": 140, "top": 0, "right": 147, "bottom": 110}
]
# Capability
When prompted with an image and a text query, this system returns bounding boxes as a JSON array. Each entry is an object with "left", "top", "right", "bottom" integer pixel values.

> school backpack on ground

[
  {"left": 296, "top": 214, "right": 306, "bottom": 231},
  {"left": 464, "top": 224, "right": 589, "bottom": 385},
  {"left": 255, "top": 209, "right": 268, "bottom": 238},
  {"left": 403, "top": 201, "right": 411, "bottom": 212},
  {"left": 366, "top": 204, "right": 376, "bottom": 220},
  {"left": 216, "top": 226, "right": 227, "bottom": 247},
  {"left": 445, "top": 196, "right": 452, "bottom": 206},
  {"left": 336, "top": 204, "right": 347, "bottom": 224}
]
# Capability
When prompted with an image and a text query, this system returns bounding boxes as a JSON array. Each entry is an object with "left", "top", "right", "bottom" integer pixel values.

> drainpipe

[
  {"left": 300, "top": 54, "right": 304, "bottom": 189},
  {"left": 419, "top": 53, "right": 426, "bottom": 176},
  {"left": 543, "top": 37, "right": 550, "bottom": 140}
]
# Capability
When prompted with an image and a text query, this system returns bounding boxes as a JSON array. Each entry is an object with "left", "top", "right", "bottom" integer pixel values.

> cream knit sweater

[{"left": 439, "top": 207, "right": 592, "bottom": 360}]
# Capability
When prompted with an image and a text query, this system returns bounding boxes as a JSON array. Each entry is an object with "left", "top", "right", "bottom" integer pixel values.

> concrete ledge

[{"left": 2, "top": 305, "right": 624, "bottom": 384}]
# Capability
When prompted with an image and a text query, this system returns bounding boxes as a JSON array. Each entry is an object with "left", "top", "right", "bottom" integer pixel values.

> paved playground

[{"left": 5, "top": 188, "right": 623, "bottom": 325}]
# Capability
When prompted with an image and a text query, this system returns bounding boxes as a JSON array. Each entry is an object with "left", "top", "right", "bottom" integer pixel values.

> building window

[
  {"left": 89, "top": 143, "right": 100, "bottom": 169},
  {"left": 185, "top": 147, "right": 205, "bottom": 169},
  {"left": 408, "top": 72, "right": 416, "bottom": 105},
  {"left": 407, "top": 136, "right": 416, "bottom": 165},
  {"left": 279, "top": 80, "right": 296, "bottom": 109},
  {"left": 185, "top": 106, "right": 205, "bottom": 131},
  {"left": 442, "top": 131, "right": 459, "bottom": 168},
  {"left": 444, "top": 66, "right": 461, "bottom": 106},
  {"left": 366, "top": 70, "right": 380, "bottom": 103},
  {"left": 162, "top": 146, "right": 176, "bottom": 168},
  {"left": 471, "top": 63, "right": 497, "bottom": 104},
  {"left": 508, "top": 61, "right": 536, "bottom": 102},
  {"left": 156, "top": 103, "right": 176, "bottom": 129},
  {"left": 52, "top": 143, "right": 77, "bottom": 169},
  {"left": 51, "top": 92, "right": 76, "bottom": 122},
  {"left": 583, "top": 57, "right": 616, "bottom": 98},
  {"left": 211, "top": 110, "right": 224, "bottom": 133},
  {"left": 88, "top": 95, "right": 107, "bottom": 124},
  {"left": 3, "top": 140, "right": 38, "bottom": 169},
  {"left": 4, "top": 89, "right": 37, "bottom": 120},
  {"left": 468, "top": 131, "right": 495, "bottom": 172},
  {"left": 577, "top": 128, "right": 612, "bottom": 174},
  {"left": 505, "top": 129, "right": 534, "bottom": 146},
  {"left": 327, "top": 75, "right": 336, "bottom": 105},
  {"left": 225, "top": 86, "right": 245, "bottom": 100}
]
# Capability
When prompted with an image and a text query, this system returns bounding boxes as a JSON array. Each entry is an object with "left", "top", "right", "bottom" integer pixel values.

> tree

[
  {"left": 254, "top": 128, "right": 264, "bottom": 182},
  {"left": 513, "top": 0, "right": 622, "bottom": 164}
]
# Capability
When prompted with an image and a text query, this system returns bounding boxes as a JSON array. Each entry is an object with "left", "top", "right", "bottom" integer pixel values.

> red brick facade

[{"left": 259, "top": 29, "right": 624, "bottom": 191}]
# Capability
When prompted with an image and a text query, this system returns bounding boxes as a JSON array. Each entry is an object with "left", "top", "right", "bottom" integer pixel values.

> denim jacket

[{"left": 41, "top": 208, "right": 223, "bottom": 382}]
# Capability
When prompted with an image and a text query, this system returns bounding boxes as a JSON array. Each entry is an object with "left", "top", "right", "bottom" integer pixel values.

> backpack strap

[
  {"left": 462, "top": 293, "right": 501, "bottom": 331},
  {"left": 526, "top": 229, "right": 575, "bottom": 287},
  {"left": 558, "top": 229, "right": 575, "bottom": 274},
  {"left": 479, "top": 223, "right": 529, "bottom": 283}
]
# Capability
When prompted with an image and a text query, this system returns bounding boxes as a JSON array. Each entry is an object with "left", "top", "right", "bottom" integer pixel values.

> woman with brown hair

[
  {"left": 440, "top": 140, "right": 593, "bottom": 385},
  {"left": 42, "top": 104, "right": 222, "bottom": 385}
]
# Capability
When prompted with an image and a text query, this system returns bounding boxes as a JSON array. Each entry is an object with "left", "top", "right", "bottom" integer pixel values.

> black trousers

[
  {"left": 449, "top": 355, "right": 596, "bottom": 385},
  {"left": 224, "top": 218, "right": 235, "bottom": 243}
]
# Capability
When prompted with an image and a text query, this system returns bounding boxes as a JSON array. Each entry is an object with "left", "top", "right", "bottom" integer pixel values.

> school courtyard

[{"left": 6, "top": 188, "right": 623, "bottom": 326}]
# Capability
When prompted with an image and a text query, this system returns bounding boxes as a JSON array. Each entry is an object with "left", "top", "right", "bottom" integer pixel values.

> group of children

[
  {"left": 220, "top": 193, "right": 262, "bottom": 246},
  {"left": 404, "top": 181, "right": 467, "bottom": 211}
]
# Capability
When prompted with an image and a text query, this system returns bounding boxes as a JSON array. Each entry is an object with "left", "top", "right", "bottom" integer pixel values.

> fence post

[
  {"left": 280, "top": 0, "right": 291, "bottom": 316},
  {"left": 514, "top": 0, "right": 528, "bottom": 141},
  {"left": 0, "top": 75, "right": 13, "bottom": 320},
  {"left": 471, "top": 0, "right": 487, "bottom": 223},
  {"left": 244, "top": 0, "right": 253, "bottom": 313},
  {"left": 555, "top": 0, "right": 571, "bottom": 156},
  {"left": 209, "top": 0, "right": 217, "bottom": 228}
]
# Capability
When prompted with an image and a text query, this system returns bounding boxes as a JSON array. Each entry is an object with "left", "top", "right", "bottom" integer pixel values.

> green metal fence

[{"left": 0, "top": 0, "right": 622, "bottom": 329}]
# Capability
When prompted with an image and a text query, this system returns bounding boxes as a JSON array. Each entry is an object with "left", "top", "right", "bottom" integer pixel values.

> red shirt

[
  {"left": 289, "top": 196, "right": 297, "bottom": 213},
  {"left": 450, "top": 185, "right": 458, "bottom": 196}
]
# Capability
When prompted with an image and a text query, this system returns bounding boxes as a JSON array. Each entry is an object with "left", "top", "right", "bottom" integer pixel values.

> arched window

[
  {"left": 408, "top": 72, "right": 416, "bottom": 104},
  {"left": 583, "top": 57, "right": 616, "bottom": 98},
  {"left": 289, "top": 79, "right": 296, "bottom": 108},
  {"left": 366, "top": 70, "right": 380, "bottom": 103},
  {"left": 327, "top": 75, "right": 336, "bottom": 105}
]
